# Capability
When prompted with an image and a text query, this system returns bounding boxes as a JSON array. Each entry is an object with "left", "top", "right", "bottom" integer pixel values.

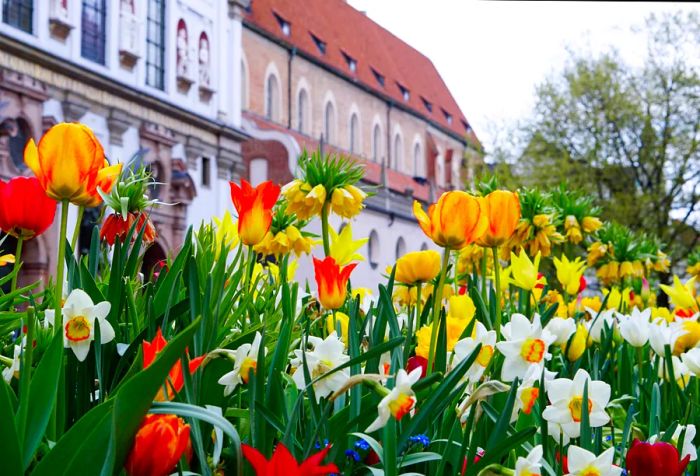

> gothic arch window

[
  {"left": 393, "top": 133, "right": 403, "bottom": 171},
  {"left": 2, "top": 0, "right": 33, "bottom": 33},
  {"left": 265, "top": 73, "right": 280, "bottom": 121},
  {"left": 413, "top": 141, "right": 424, "bottom": 178},
  {"left": 324, "top": 100, "right": 335, "bottom": 144},
  {"left": 297, "top": 88, "right": 309, "bottom": 133},
  {"left": 349, "top": 113, "right": 359, "bottom": 154},
  {"left": 395, "top": 237, "right": 406, "bottom": 260},
  {"left": 241, "top": 58, "right": 248, "bottom": 109},
  {"left": 420, "top": 242, "right": 429, "bottom": 251},
  {"left": 372, "top": 123, "right": 381, "bottom": 162}
]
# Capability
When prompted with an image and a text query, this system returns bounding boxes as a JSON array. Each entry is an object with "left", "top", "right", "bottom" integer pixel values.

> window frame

[
  {"left": 2, "top": 0, "right": 33, "bottom": 34},
  {"left": 146, "top": 0, "right": 166, "bottom": 90},
  {"left": 81, "top": 0, "right": 108, "bottom": 65}
]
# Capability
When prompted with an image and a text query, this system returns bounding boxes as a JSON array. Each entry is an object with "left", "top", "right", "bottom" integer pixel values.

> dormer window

[
  {"left": 397, "top": 82, "right": 410, "bottom": 101},
  {"left": 442, "top": 108, "right": 453, "bottom": 124},
  {"left": 342, "top": 51, "right": 357, "bottom": 73},
  {"left": 273, "top": 12, "right": 290, "bottom": 36},
  {"left": 421, "top": 96, "right": 433, "bottom": 113},
  {"left": 371, "top": 67, "right": 385, "bottom": 87},
  {"left": 310, "top": 32, "right": 326, "bottom": 54},
  {"left": 461, "top": 119, "right": 472, "bottom": 133}
]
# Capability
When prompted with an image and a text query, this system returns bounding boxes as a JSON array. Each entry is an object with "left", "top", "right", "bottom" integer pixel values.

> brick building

[{"left": 240, "top": 0, "right": 482, "bottom": 289}]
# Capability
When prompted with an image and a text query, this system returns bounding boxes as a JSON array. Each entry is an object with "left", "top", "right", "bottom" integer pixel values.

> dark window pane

[
  {"left": 146, "top": 0, "right": 165, "bottom": 90},
  {"left": 2, "top": 0, "right": 34, "bottom": 34},
  {"left": 81, "top": 0, "right": 106, "bottom": 64}
]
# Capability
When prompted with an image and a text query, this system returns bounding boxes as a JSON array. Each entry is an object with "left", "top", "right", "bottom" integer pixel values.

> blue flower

[
  {"left": 354, "top": 439, "right": 370, "bottom": 451},
  {"left": 315, "top": 438, "right": 330, "bottom": 449},
  {"left": 409, "top": 434, "right": 431, "bottom": 447},
  {"left": 345, "top": 449, "right": 361, "bottom": 462}
]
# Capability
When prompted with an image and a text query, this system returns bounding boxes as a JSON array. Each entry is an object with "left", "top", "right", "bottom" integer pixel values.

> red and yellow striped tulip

[
  {"left": 313, "top": 256, "right": 357, "bottom": 310},
  {"left": 413, "top": 191, "right": 487, "bottom": 249},
  {"left": 229, "top": 179, "right": 280, "bottom": 246}
]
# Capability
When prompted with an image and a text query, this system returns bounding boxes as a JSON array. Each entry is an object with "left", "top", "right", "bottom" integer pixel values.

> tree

[{"left": 496, "top": 12, "right": 700, "bottom": 263}]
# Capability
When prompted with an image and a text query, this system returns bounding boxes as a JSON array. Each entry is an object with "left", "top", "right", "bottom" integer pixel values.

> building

[
  {"left": 0, "top": 0, "right": 249, "bottom": 284},
  {"left": 240, "top": 0, "right": 482, "bottom": 289}
]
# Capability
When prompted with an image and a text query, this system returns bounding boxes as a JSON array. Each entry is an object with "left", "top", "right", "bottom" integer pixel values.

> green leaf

[
  {"left": 579, "top": 379, "right": 591, "bottom": 450},
  {"left": 0, "top": 378, "right": 22, "bottom": 476}
]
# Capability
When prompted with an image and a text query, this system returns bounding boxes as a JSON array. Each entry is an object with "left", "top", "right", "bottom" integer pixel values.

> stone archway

[{"left": 141, "top": 241, "right": 166, "bottom": 281}]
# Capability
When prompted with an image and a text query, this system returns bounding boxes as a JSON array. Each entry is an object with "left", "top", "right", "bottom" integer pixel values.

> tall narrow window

[
  {"left": 146, "top": 0, "right": 166, "bottom": 90},
  {"left": 2, "top": 0, "right": 33, "bottom": 33},
  {"left": 372, "top": 124, "right": 381, "bottom": 162},
  {"left": 413, "top": 143, "right": 424, "bottom": 177},
  {"left": 349, "top": 113, "right": 359, "bottom": 154},
  {"left": 393, "top": 134, "right": 402, "bottom": 170},
  {"left": 81, "top": 0, "right": 107, "bottom": 64},
  {"left": 324, "top": 101, "right": 335, "bottom": 144},
  {"left": 201, "top": 157, "right": 211, "bottom": 187},
  {"left": 297, "top": 89, "right": 308, "bottom": 133},
  {"left": 265, "top": 74, "right": 279, "bottom": 121},
  {"left": 241, "top": 60, "right": 248, "bottom": 108}
]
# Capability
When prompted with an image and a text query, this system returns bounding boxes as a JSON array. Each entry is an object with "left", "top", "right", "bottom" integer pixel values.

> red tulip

[
  {"left": 242, "top": 442, "right": 338, "bottom": 475},
  {"left": 0, "top": 177, "right": 56, "bottom": 239},
  {"left": 125, "top": 414, "right": 191, "bottom": 476},
  {"left": 229, "top": 179, "right": 280, "bottom": 246},
  {"left": 406, "top": 355, "right": 428, "bottom": 379},
  {"left": 626, "top": 439, "right": 690, "bottom": 476},
  {"left": 100, "top": 212, "right": 157, "bottom": 246},
  {"left": 142, "top": 328, "right": 205, "bottom": 401}
]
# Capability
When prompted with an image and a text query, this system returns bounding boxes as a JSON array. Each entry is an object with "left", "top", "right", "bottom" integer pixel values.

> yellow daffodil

[
  {"left": 394, "top": 250, "right": 441, "bottom": 285},
  {"left": 329, "top": 224, "right": 368, "bottom": 266},
  {"left": 553, "top": 255, "right": 586, "bottom": 296},
  {"left": 327, "top": 311, "right": 350, "bottom": 344},
  {"left": 660, "top": 276, "right": 698, "bottom": 312},
  {"left": 510, "top": 249, "right": 542, "bottom": 291},
  {"left": 213, "top": 210, "right": 240, "bottom": 254},
  {"left": 281, "top": 180, "right": 326, "bottom": 220},
  {"left": 331, "top": 185, "right": 367, "bottom": 218}
]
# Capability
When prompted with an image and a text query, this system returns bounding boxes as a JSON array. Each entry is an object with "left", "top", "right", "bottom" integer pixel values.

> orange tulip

[
  {"left": 413, "top": 191, "right": 487, "bottom": 249},
  {"left": 125, "top": 414, "right": 191, "bottom": 476},
  {"left": 229, "top": 180, "right": 280, "bottom": 246},
  {"left": 476, "top": 190, "right": 521, "bottom": 247},
  {"left": 24, "top": 122, "right": 122, "bottom": 207},
  {"left": 142, "top": 328, "right": 205, "bottom": 401},
  {"left": 313, "top": 256, "right": 357, "bottom": 310}
]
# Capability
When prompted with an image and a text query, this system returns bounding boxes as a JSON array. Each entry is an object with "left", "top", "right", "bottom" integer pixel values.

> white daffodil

[
  {"left": 649, "top": 319, "right": 685, "bottom": 357},
  {"left": 545, "top": 317, "right": 577, "bottom": 345},
  {"left": 584, "top": 308, "right": 616, "bottom": 344},
  {"left": 548, "top": 421, "right": 571, "bottom": 446},
  {"left": 61, "top": 289, "right": 114, "bottom": 362},
  {"left": 515, "top": 445, "right": 543, "bottom": 476},
  {"left": 565, "top": 446, "right": 621, "bottom": 476},
  {"left": 452, "top": 321, "right": 497, "bottom": 383},
  {"left": 292, "top": 332, "right": 349, "bottom": 401},
  {"left": 657, "top": 355, "right": 690, "bottom": 386},
  {"left": 682, "top": 348, "right": 700, "bottom": 376},
  {"left": 496, "top": 313, "right": 555, "bottom": 382},
  {"left": 617, "top": 308, "right": 651, "bottom": 348},
  {"left": 218, "top": 332, "right": 264, "bottom": 396},
  {"left": 542, "top": 368, "right": 611, "bottom": 439},
  {"left": 511, "top": 365, "right": 557, "bottom": 423},
  {"left": 2, "top": 345, "right": 21, "bottom": 382},
  {"left": 366, "top": 367, "right": 421, "bottom": 433},
  {"left": 650, "top": 424, "right": 697, "bottom": 462}
]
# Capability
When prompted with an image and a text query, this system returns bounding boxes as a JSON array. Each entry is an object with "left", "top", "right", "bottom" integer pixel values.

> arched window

[
  {"left": 241, "top": 60, "right": 248, "bottom": 109},
  {"left": 297, "top": 89, "right": 308, "bottom": 133},
  {"left": 349, "top": 113, "right": 359, "bottom": 154},
  {"left": 1, "top": 117, "right": 30, "bottom": 171},
  {"left": 393, "top": 134, "right": 403, "bottom": 170},
  {"left": 368, "top": 230, "right": 379, "bottom": 269},
  {"left": 413, "top": 142, "right": 424, "bottom": 177},
  {"left": 324, "top": 101, "right": 335, "bottom": 143},
  {"left": 420, "top": 242, "right": 429, "bottom": 251},
  {"left": 265, "top": 73, "right": 279, "bottom": 121},
  {"left": 372, "top": 124, "right": 381, "bottom": 162},
  {"left": 395, "top": 237, "right": 406, "bottom": 260},
  {"left": 250, "top": 158, "right": 268, "bottom": 186}
]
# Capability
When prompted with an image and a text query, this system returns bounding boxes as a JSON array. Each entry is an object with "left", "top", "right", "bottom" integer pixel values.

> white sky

[{"left": 348, "top": 1, "right": 699, "bottom": 152}]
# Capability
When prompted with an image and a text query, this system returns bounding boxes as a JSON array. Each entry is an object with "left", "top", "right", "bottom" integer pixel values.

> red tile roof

[{"left": 244, "top": 0, "right": 479, "bottom": 145}]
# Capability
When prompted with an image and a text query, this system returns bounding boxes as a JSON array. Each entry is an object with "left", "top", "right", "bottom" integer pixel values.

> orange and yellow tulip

[
  {"left": 394, "top": 250, "right": 441, "bottom": 285},
  {"left": 413, "top": 191, "right": 487, "bottom": 249},
  {"left": 24, "top": 123, "right": 122, "bottom": 207},
  {"left": 313, "top": 256, "right": 357, "bottom": 310},
  {"left": 476, "top": 190, "right": 521, "bottom": 248},
  {"left": 229, "top": 179, "right": 280, "bottom": 246},
  {"left": 125, "top": 414, "right": 191, "bottom": 476}
]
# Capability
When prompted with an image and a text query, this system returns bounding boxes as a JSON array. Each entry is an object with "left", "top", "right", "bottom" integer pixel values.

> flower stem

[
  {"left": 480, "top": 251, "right": 487, "bottom": 303},
  {"left": 404, "top": 283, "right": 420, "bottom": 365},
  {"left": 492, "top": 247, "right": 502, "bottom": 338},
  {"left": 321, "top": 201, "right": 331, "bottom": 257},
  {"left": 70, "top": 205, "right": 84, "bottom": 254},
  {"left": 54, "top": 201, "right": 69, "bottom": 336},
  {"left": 9, "top": 236, "right": 23, "bottom": 310},
  {"left": 18, "top": 307, "right": 35, "bottom": 433},
  {"left": 427, "top": 248, "right": 450, "bottom": 376}
]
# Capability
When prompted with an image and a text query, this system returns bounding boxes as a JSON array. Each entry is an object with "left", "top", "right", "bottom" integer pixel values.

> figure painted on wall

[
  {"left": 176, "top": 19, "right": 189, "bottom": 78},
  {"left": 120, "top": 0, "right": 135, "bottom": 15},
  {"left": 198, "top": 32, "right": 210, "bottom": 87}
]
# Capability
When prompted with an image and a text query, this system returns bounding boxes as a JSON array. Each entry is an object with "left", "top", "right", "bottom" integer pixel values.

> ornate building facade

[
  {"left": 240, "top": 0, "right": 482, "bottom": 289},
  {"left": 0, "top": 0, "right": 248, "bottom": 284}
]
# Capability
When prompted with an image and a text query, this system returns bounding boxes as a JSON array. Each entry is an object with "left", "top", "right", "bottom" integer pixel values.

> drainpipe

[{"left": 287, "top": 47, "right": 296, "bottom": 129}]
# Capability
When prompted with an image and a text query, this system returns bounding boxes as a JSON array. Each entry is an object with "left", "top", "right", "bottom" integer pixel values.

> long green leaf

[{"left": 0, "top": 378, "right": 22, "bottom": 476}]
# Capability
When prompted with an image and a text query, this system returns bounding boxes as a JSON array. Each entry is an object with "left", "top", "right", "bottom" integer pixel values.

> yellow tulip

[
  {"left": 660, "top": 276, "right": 698, "bottom": 312},
  {"left": 329, "top": 224, "right": 367, "bottom": 266},
  {"left": 447, "top": 295, "right": 476, "bottom": 322},
  {"left": 327, "top": 311, "right": 350, "bottom": 344},
  {"left": 413, "top": 191, "right": 487, "bottom": 250},
  {"left": 25, "top": 122, "right": 122, "bottom": 207},
  {"left": 414, "top": 316, "right": 466, "bottom": 359},
  {"left": 562, "top": 324, "right": 588, "bottom": 361},
  {"left": 394, "top": 250, "right": 441, "bottom": 285},
  {"left": 553, "top": 255, "right": 586, "bottom": 296},
  {"left": 475, "top": 190, "right": 521, "bottom": 247},
  {"left": 212, "top": 211, "right": 239, "bottom": 255},
  {"left": 510, "top": 249, "right": 542, "bottom": 291}
]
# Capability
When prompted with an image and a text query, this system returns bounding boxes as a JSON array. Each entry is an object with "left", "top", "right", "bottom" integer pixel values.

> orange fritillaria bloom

[
  {"left": 229, "top": 179, "right": 281, "bottom": 246},
  {"left": 142, "top": 328, "right": 205, "bottom": 401},
  {"left": 24, "top": 122, "right": 122, "bottom": 207},
  {"left": 100, "top": 212, "right": 157, "bottom": 246},
  {"left": 413, "top": 191, "right": 487, "bottom": 250},
  {"left": 475, "top": 190, "right": 521, "bottom": 248},
  {"left": 0, "top": 177, "right": 56, "bottom": 239},
  {"left": 242, "top": 442, "right": 339, "bottom": 476},
  {"left": 313, "top": 256, "right": 357, "bottom": 310},
  {"left": 125, "top": 414, "right": 191, "bottom": 476}
]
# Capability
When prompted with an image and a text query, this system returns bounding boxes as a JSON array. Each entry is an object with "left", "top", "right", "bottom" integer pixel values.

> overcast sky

[{"left": 348, "top": 1, "right": 699, "bottom": 152}]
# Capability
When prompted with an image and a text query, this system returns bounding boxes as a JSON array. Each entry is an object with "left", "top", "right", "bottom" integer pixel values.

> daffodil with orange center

[
  {"left": 217, "top": 332, "right": 263, "bottom": 395},
  {"left": 313, "top": 256, "right": 357, "bottom": 310},
  {"left": 496, "top": 313, "right": 555, "bottom": 382},
  {"left": 25, "top": 122, "right": 122, "bottom": 207},
  {"left": 452, "top": 321, "right": 497, "bottom": 383},
  {"left": 413, "top": 191, "right": 487, "bottom": 249},
  {"left": 229, "top": 179, "right": 280, "bottom": 246},
  {"left": 60, "top": 289, "right": 114, "bottom": 362},
  {"left": 366, "top": 367, "right": 422, "bottom": 432}
]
